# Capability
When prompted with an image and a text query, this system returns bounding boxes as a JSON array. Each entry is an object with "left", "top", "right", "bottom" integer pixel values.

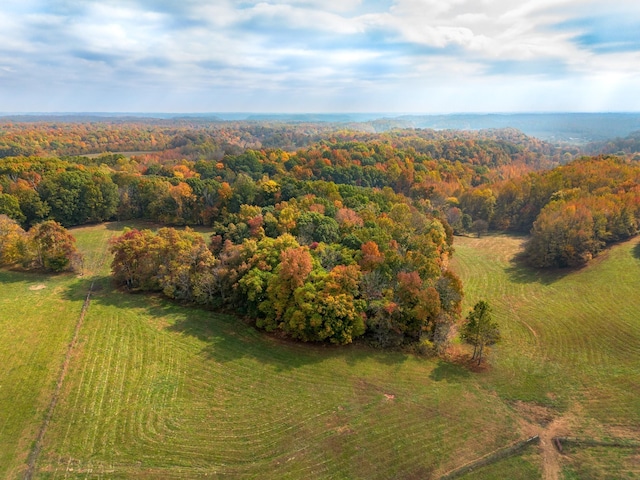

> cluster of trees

[
  {"left": 0, "top": 127, "right": 563, "bottom": 232},
  {"left": 0, "top": 122, "right": 168, "bottom": 157},
  {"left": 0, "top": 157, "right": 119, "bottom": 227},
  {"left": 0, "top": 120, "right": 346, "bottom": 158},
  {"left": 0, "top": 215, "right": 81, "bottom": 272},
  {"left": 440, "top": 155, "right": 640, "bottom": 267},
  {"left": 110, "top": 183, "right": 463, "bottom": 349},
  {"left": 493, "top": 157, "right": 640, "bottom": 267},
  {"left": 586, "top": 130, "right": 640, "bottom": 157},
  {"left": 460, "top": 300, "right": 500, "bottom": 365}
]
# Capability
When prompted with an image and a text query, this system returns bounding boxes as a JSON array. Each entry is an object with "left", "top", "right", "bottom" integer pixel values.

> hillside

[{"left": 1, "top": 224, "right": 639, "bottom": 478}]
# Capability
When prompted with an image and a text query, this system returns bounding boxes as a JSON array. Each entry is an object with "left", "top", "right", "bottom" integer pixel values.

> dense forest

[{"left": 0, "top": 120, "right": 638, "bottom": 348}]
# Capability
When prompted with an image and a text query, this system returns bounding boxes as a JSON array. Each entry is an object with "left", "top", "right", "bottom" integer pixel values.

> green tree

[
  {"left": 38, "top": 170, "right": 117, "bottom": 226},
  {"left": 460, "top": 300, "right": 500, "bottom": 365},
  {"left": 12, "top": 186, "right": 49, "bottom": 227},
  {"left": 0, "top": 193, "right": 25, "bottom": 224}
]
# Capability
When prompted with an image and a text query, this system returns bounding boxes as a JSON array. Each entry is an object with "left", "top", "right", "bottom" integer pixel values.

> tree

[
  {"left": 459, "top": 188, "right": 496, "bottom": 223},
  {"left": 109, "top": 228, "right": 159, "bottom": 290},
  {"left": 525, "top": 201, "right": 601, "bottom": 268},
  {"left": 471, "top": 219, "right": 489, "bottom": 238},
  {"left": 26, "top": 221, "right": 82, "bottom": 272},
  {"left": 38, "top": 170, "right": 117, "bottom": 226},
  {"left": 460, "top": 300, "right": 500, "bottom": 365},
  {"left": 0, "top": 214, "right": 26, "bottom": 265},
  {"left": 109, "top": 227, "right": 215, "bottom": 297},
  {"left": 11, "top": 184, "right": 49, "bottom": 227},
  {"left": 0, "top": 193, "right": 26, "bottom": 224}
]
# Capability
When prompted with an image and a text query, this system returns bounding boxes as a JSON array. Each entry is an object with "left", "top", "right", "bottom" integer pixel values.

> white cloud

[
  {"left": 244, "top": 3, "right": 365, "bottom": 34},
  {"left": 0, "top": 0, "right": 638, "bottom": 112},
  {"left": 242, "top": 0, "right": 364, "bottom": 13}
]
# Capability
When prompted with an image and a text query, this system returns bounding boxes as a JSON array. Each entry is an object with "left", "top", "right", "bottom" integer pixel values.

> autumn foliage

[
  {"left": 1, "top": 120, "right": 639, "bottom": 348},
  {"left": 0, "top": 216, "right": 81, "bottom": 272}
]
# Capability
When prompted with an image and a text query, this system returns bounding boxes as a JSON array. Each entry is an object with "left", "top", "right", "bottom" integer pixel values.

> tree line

[
  {"left": 0, "top": 130, "right": 638, "bottom": 272},
  {"left": 449, "top": 156, "right": 640, "bottom": 267},
  {"left": 0, "top": 215, "right": 81, "bottom": 272}
]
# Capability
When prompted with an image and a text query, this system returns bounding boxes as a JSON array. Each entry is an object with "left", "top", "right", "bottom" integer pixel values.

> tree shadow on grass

[
  {"left": 0, "top": 267, "right": 83, "bottom": 290},
  {"left": 103, "top": 220, "right": 163, "bottom": 232},
  {"left": 168, "top": 308, "right": 411, "bottom": 371},
  {"left": 633, "top": 241, "right": 640, "bottom": 260},
  {"left": 504, "top": 251, "right": 571, "bottom": 285},
  {"left": 0, "top": 268, "right": 56, "bottom": 284},
  {"left": 429, "top": 360, "right": 471, "bottom": 382},
  {"left": 63, "top": 277, "right": 410, "bottom": 372}
]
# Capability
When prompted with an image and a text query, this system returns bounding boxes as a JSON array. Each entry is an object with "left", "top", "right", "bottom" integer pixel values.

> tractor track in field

[
  {"left": 24, "top": 247, "right": 110, "bottom": 480},
  {"left": 24, "top": 280, "right": 96, "bottom": 480}
]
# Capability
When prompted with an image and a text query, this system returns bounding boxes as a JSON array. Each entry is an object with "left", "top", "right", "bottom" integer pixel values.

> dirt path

[
  {"left": 511, "top": 401, "right": 573, "bottom": 480},
  {"left": 539, "top": 416, "right": 570, "bottom": 480},
  {"left": 24, "top": 280, "right": 96, "bottom": 480}
]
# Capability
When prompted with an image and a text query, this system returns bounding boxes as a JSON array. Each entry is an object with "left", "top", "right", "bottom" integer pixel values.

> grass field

[
  {"left": 452, "top": 234, "right": 640, "bottom": 478},
  {"left": 0, "top": 224, "right": 114, "bottom": 479},
  {"left": 1, "top": 225, "right": 639, "bottom": 479}
]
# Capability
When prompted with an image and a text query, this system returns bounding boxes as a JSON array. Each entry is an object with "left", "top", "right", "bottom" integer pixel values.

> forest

[{"left": 0, "top": 119, "right": 639, "bottom": 348}]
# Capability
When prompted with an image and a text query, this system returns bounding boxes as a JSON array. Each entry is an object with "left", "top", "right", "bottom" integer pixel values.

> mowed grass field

[
  {"left": 452, "top": 234, "right": 640, "bottom": 478},
  {"left": 0, "top": 224, "right": 113, "bottom": 479},
  {"left": 1, "top": 224, "right": 639, "bottom": 479}
]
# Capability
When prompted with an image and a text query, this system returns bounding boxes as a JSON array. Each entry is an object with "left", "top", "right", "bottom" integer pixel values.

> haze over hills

[{"left": 2, "top": 112, "right": 640, "bottom": 145}]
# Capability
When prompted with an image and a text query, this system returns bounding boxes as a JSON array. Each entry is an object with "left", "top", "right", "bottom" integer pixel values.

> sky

[{"left": 1, "top": 0, "right": 639, "bottom": 113}]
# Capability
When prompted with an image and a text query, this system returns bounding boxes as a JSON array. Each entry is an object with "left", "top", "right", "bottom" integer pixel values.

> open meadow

[
  {"left": 1, "top": 224, "right": 639, "bottom": 479},
  {"left": 452, "top": 234, "right": 640, "bottom": 478}
]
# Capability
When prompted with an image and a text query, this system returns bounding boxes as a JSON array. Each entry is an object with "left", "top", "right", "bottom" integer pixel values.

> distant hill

[
  {"left": 2, "top": 112, "right": 640, "bottom": 145},
  {"left": 390, "top": 113, "right": 640, "bottom": 144}
]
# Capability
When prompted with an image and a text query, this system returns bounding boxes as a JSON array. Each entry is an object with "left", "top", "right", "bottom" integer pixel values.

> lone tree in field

[
  {"left": 460, "top": 300, "right": 500, "bottom": 365},
  {"left": 471, "top": 219, "right": 489, "bottom": 238}
]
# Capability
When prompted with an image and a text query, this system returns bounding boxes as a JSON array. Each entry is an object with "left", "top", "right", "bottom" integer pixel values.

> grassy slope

[
  {"left": 32, "top": 224, "right": 524, "bottom": 479},
  {"left": 0, "top": 272, "right": 85, "bottom": 479},
  {"left": 453, "top": 234, "right": 640, "bottom": 419},
  {"left": 3, "top": 225, "right": 639, "bottom": 478},
  {"left": 452, "top": 234, "right": 640, "bottom": 478},
  {"left": 0, "top": 224, "right": 114, "bottom": 479}
]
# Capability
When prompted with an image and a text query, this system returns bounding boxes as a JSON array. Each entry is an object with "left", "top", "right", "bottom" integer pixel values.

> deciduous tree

[{"left": 27, "top": 221, "right": 82, "bottom": 272}]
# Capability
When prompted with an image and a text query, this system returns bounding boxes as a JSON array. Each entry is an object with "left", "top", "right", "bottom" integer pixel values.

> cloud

[{"left": 0, "top": 0, "right": 638, "bottom": 112}]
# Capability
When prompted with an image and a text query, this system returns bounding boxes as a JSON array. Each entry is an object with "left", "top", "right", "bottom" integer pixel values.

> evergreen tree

[{"left": 460, "top": 300, "right": 500, "bottom": 365}]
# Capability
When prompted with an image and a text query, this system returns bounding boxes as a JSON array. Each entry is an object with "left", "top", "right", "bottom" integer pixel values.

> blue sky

[{"left": 1, "top": 0, "right": 639, "bottom": 113}]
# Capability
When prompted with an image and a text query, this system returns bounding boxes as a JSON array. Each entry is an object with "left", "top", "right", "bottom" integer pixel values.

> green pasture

[
  {"left": 1, "top": 224, "right": 639, "bottom": 478},
  {"left": 453, "top": 234, "right": 640, "bottom": 418},
  {"left": 453, "top": 234, "right": 640, "bottom": 477},
  {"left": 0, "top": 224, "right": 115, "bottom": 479}
]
